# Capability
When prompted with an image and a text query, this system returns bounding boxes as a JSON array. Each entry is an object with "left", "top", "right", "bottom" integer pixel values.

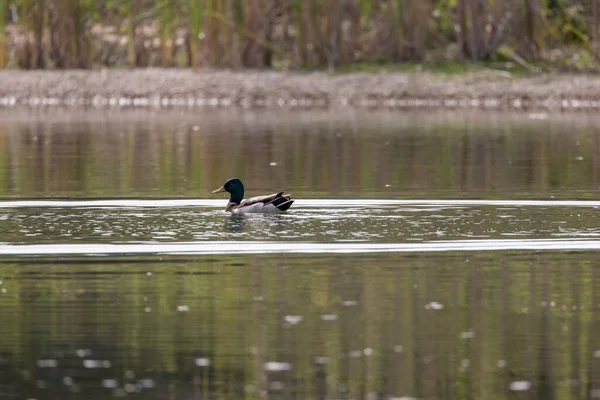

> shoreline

[{"left": 1, "top": 69, "right": 600, "bottom": 111}]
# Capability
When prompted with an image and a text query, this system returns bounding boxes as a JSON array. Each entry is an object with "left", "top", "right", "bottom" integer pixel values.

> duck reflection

[{"left": 223, "top": 213, "right": 246, "bottom": 233}]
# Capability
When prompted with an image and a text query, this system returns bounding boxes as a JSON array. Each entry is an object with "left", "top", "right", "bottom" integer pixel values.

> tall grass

[
  {"left": 0, "top": 0, "right": 6, "bottom": 68},
  {"left": 3, "top": 0, "right": 600, "bottom": 70},
  {"left": 159, "top": 0, "right": 175, "bottom": 67},
  {"left": 188, "top": 0, "right": 204, "bottom": 67}
]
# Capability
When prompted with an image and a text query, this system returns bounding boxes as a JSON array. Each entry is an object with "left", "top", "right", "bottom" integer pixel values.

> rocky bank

[{"left": 1, "top": 68, "right": 600, "bottom": 111}]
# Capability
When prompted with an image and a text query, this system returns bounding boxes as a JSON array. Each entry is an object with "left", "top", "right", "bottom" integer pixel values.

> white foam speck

[
  {"left": 349, "top": 350, "right": 362, "bottom": 358},
  {"left": 75, "top": 349, "right": 91, "bottom": 357},
  {"left": 124, "top": 383, "right": 138, "bottom": 393},
  {"left": 195, "top": 358, "right": 211, "bottom": 367},
  {"left": 102, "top": 379, "right": 118, "bottom": 388},
  {"left": 264, "top": 362, "right": 291, "bottom": 371},
  {"left": 425, "top": 301, "right": 444, "bottom": 310},
  {"left": 139, "top": 379, "right": 154, "bottom": 388},
  {"left": 83, "top": 359, "right": 111, "bottom": 368},
  {"left": 177, "top": 305, "right": 189, "bottom": 312},
  {"left": 36, "top": 359, "right": 58, "bottom": 368},
  {"left": 510, "top": 381, "right": 531, "bottom": 391},
  {"left": 284, "top": 315, "right": 303, "bottom": 325}
]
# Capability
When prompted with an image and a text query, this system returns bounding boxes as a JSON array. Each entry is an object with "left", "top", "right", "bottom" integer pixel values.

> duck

[{"left": 212, "top": 178, "right": 294, "bottom": 213}]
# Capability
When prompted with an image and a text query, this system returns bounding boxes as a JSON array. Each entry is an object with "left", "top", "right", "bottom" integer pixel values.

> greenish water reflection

[
  {"left": 0, "top": 252, "right": 599, "bottom": 400},
  {"left": 1, "top": 110, "right": 600, "bottom": 400},
  {"left": 0, "top": 110, "right": 599, "bottom": 199}
]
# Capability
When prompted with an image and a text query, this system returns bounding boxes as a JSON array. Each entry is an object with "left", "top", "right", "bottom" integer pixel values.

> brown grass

[{"left": 1, "top": 0, "right": 600, "bottom": 70}]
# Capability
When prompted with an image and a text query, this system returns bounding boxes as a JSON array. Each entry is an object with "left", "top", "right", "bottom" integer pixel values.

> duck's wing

[
  {"left": 237, "top": 192, "right": 294, "bottom": 213},
  {"left": 240, "top": 192, "right": 284, "bottom": 207}
]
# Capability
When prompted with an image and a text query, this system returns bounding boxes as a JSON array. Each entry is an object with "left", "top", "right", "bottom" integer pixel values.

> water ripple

[
  {"left": 0, "top": 199, "right": 599, "bottom": 208},
  {"left": 2, "top": 238, "right": 600, "bottom": 256}
]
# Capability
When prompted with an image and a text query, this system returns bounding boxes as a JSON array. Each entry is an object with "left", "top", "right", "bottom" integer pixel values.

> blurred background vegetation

[{"left": 0, "top": 0, "right": 598, "bottom": 71}]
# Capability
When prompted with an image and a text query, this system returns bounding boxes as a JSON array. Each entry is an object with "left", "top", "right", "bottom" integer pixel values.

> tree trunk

[
  {"left": 594, "top": 0, "right": 599, "bottom": 59},
  {"left": 33, "top": 0, "right": 45, "bottom": 69},
  {"left": 457, "top": 0, "right": 469, "bottom": 58}
]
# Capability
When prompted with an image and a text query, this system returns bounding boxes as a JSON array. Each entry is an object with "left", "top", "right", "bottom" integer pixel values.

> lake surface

[{"left": 1, "top": 109, "right": 600, "bottom": 400}]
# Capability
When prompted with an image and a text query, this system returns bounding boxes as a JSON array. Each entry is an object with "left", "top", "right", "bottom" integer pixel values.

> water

[{"left": 1, "top": 109, "right": 600, "bottom": 400}]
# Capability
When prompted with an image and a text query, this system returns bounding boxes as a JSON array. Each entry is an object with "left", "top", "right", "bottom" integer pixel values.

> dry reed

[{"left": 1, "top": 0, "right": 599, "bottom": 70}]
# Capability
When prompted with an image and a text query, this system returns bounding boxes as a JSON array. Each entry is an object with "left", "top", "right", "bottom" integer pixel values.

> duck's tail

[{"left": 272, "top": 194, "right": 294, "bottom": 211}]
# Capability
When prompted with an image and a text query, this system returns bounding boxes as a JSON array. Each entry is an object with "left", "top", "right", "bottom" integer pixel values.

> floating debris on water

[
  {"left": 314, "top": 356, "right": 329, "bottom": 365},
  {"left": 176, "top": 305, "right": 189, "bottom": 312},
  {"left": 425, "top": 301, "right": 444, "bottom": 310},
  {"left": 349, "top": 350, "right": 363, "bottom": 358},
  {"left": 76, "top": 349, "right": 92, "bottom": 358},
  {"left": 284, "top": 315, "right": 303, "bottom": 325},
  {"left": 321, "top": 314, "right": 338, "bottom": 321},
  {"left": 509, "top": 381, "right": 532, "bottom": 391},
  {"left": 102, "top": 379, "right": 118, "bottom": 389},
  {"left": 264, "top": 362, "right": 292, "bottom": 371},
  {"left": 124, "top": 383, "right": 138, "bottom": 393},
  {"left": 83, "top": 360, "right": 111, "bottom": 369},
  {"left": 139, "top": 379, "right": 154, "bottom": 389},
  {"left": 195, "top": 358, "right": 211, "bottom": 367},
  {"left": 36, "top": 359, "right": 58, "bottom": 368}
]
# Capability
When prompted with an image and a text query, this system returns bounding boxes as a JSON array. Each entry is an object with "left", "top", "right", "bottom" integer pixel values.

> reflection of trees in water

[
  {"left": 0, "top": 253, "right": 599, "bottom": 398},
  {"left": 0, "top": 116, "right": 600, "bottom": 197}
]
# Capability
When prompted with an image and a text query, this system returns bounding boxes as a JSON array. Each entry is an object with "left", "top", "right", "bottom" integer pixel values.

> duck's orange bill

[{"left": 212, "top": 186, "right": 225, "bottom": 194}]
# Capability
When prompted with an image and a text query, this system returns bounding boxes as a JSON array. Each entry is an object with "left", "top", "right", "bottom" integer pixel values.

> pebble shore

[{"left": 1, "top": 68, "right": 600, "bottom": 111}]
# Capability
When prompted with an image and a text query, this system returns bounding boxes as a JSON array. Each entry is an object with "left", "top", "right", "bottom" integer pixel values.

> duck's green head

[{"left": 212, "top": 178, "right": 245, "bottom": 204}]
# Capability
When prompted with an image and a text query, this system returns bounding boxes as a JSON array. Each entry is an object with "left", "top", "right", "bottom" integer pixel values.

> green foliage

[{"left": 0, "top": 0, "right": 599, "bottom": 69}]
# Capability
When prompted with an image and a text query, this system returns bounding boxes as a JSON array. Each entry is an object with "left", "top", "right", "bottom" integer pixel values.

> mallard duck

[{"left": 212, "top": 178, "right": 294, "bottom": 213}]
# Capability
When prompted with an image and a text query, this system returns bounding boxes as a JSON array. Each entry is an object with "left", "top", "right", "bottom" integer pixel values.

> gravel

[{"left": 1, "top": 68, "right": 600, "bottom": 111}]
